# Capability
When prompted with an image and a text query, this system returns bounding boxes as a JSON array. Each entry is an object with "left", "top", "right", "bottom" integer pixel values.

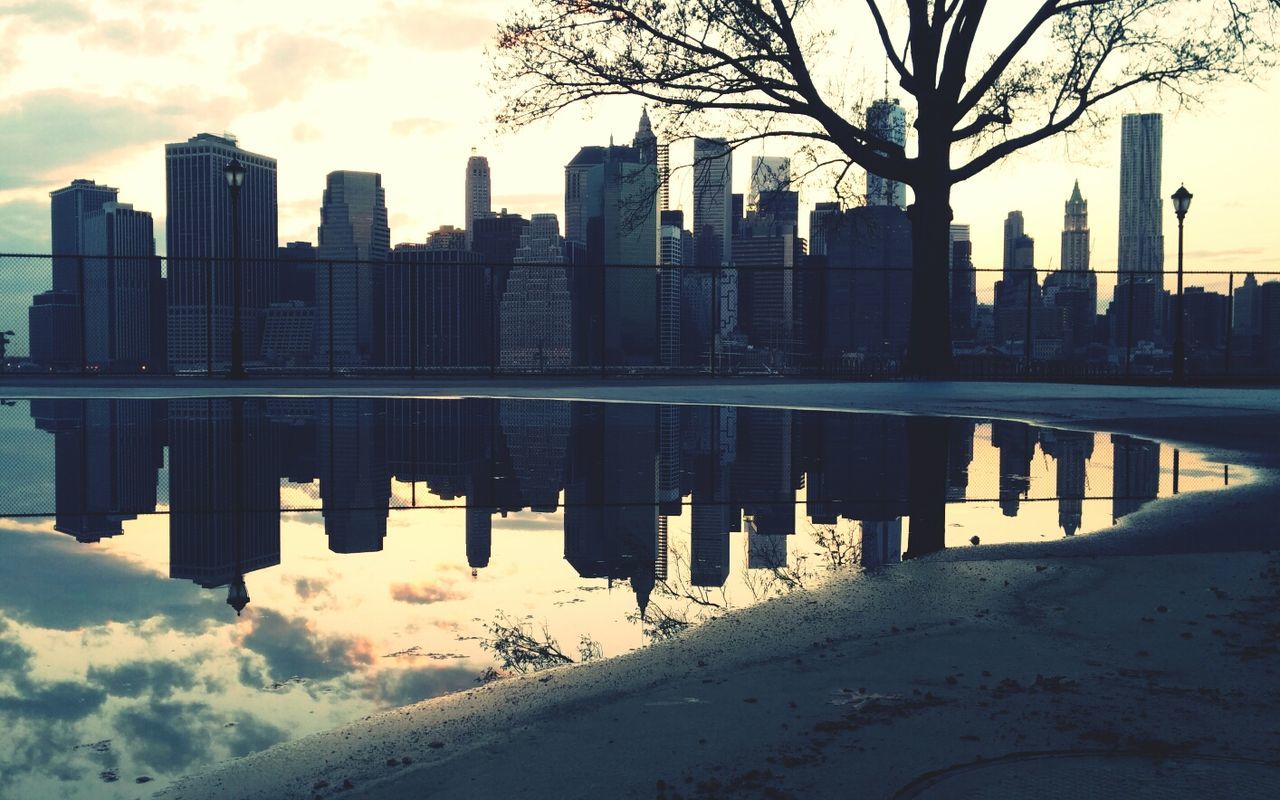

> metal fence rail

[{"left": 1, "top": 253, "right": 1277, "bottom": 383}]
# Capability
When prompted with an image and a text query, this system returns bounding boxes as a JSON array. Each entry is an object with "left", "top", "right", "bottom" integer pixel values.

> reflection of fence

[{"left": 2, "top": 253, "right": 1278, "bottom": 382}]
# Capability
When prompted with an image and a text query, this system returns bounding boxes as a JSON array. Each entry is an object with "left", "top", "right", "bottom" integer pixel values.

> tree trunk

[{"left": 906, "top": 146, "right": 954, "bottom": 378}]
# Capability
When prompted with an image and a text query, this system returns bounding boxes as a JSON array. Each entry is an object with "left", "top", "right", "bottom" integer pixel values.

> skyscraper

[
  {"left": 866, "top": 98, "right": 907, "bottom": 208},
  {"left": 1117, "top": 113, "right": 1164, "bottom": 329},
  {"left": 692, "top": 137, "right": 735, "bottom": 336},
  {"left": 50, "top": 179, "right": 118, "bottom": 293},
  {"left": 693, "top": 137, "right": 734, "bottom": 267},
  {"left": 464, "top": 151, "right": 492, "bottom": 249},
  {"left": 808, "top": 201, "right": 841, "bottom": 257},
  {"left": 1061, "top": 180, "right": 1090, "bottom": 272},
  {"left": 501, "top": 213, "right": 571, "bottom": 369},
  {"left": 1046, "top": 182, "right": 1098, "bottom": 352},
  {"left": 748, "top": 156, "right": 790, "bottom": 213},
  {"left": 165, "top": 133, "right": 278, "bottom": 371},
  {"left": 30, "top": 179, "right": 120, "bottom": 369},
  {"left": 1003, "top": 210, "right": 1027, "bottom": 272},
  {"left": 82, "top": 202, "right": 163, "bottom": 371},
  {"left": 316, "top": 171, "right": 390, "bottom": 367},
  {"left": 949, "top": 224, "right": 976, "bottom": 341},
  {"left": 633, "top": 107, "right": 669, "bottom": 211},
  {"left": 384, "top": 244, "right": 488, "bottom": 369}
]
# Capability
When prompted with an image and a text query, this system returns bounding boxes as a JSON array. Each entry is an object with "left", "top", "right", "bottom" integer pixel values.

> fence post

[
  {"left": 1023, "top": 272, "right": 1033, "bottom": 375},
  {"left": 327, "top": 262, "right": 335, "bottom": 377},
  {"left": 1225, "top": 272, "right": 1234, "bottom": 377},
  {"left": 599, "top": 265, "right": 607, "bottom": 378},
  {"left": 489, "top": 264, "right": 497, "bottom": 378},
  {"left": 711, "top": 267, "right": 719, "bottom": 377},
  {"left": 1124, "top": 276, "right": 1135, "bottom": 378},
  {"left": 77, "top": 256, "right": 87, "bottom": 375},
  {"left": 409, "top": 259, "right": 418, "bottom": 379}
]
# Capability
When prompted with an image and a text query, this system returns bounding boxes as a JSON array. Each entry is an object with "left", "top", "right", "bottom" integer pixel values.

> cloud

[
  {"left": 78, "top": 18, "right": 188, "bottom": 55},
  {"left": 238, "top": 608, "right": 374, "bottom": 682},
  {"left": 389, "top": 580, "right": 467, "bottom": 605},
  {"left": 380, "top": 2, "right": 496, "bottom": 51},
  {"left": 1183, "top": 247, "right": 1264, "bottom": 262},
  {"left": 292, "top": 122, "right": 322, "bottom": 143},
  {"left": 238, "top": 33, "right": 369, "bottom": 109},
  {"left": 0, "top": 0, "right": 91, "bottom": 27},
  {"left": 390, "top": 117, "right": 451, "bottom": 137},
  {"left": 0, "top": 90, "right": 189, "bottom": 188},
  {"left": 0, "top": 199, "right": 50, "bottom": 253}
]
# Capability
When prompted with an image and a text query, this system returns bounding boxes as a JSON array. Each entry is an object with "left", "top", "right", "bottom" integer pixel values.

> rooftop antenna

[{"left": 884, "top": 62, "right": 890, "bottom": 100}]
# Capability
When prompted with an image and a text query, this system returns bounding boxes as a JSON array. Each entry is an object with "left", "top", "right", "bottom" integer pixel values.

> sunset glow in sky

[{"left": 1, "top": 0, "right": 1277, "bottom": 276}]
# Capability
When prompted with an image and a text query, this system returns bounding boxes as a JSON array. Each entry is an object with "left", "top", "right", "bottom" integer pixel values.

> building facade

[
  {"left": 165, "top": 133, "right": 278, "bottom": 371},
  {"left": 316, "top": 171, "right": 390, "bottom": 368},
  {"left": 464, "top": 152, "right": 492, "bottom": 249},
  {"left": 82, "top": 202, "right": 163, "bottom": 371},
  {"left": 866, "top": 98, "right": 907, "bottom": 209}
]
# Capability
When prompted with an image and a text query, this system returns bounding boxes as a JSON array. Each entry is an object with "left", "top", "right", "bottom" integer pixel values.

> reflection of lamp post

[
  {"left": 1171, "top": 184, "right": 1193, "bottom": 385},
  {"left": 227, "top": 575, "right": 250, "bottom": 616},
  {"left": 224, "top": 159, "right": 246, "bottom": 378},
  {"left": 228, "top": 396, "right": 249, "bottom": 616},
  {"left": 0, "top": 330, "right": 13, "bottom": 374}
]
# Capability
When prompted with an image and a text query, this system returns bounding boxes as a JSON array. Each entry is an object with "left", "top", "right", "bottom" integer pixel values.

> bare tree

[{"left": 492, "top": 0, "right": 1278, "bottom": 376}]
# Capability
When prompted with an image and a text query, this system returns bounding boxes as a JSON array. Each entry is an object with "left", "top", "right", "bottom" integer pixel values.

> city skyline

[{"left": 1, "top": 2, "right": 1277, "bottom": 279}]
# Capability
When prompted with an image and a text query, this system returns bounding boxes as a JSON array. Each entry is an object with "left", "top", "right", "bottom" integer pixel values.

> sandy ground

[{"left": 8, "top": 380, "right": 1276, "bottom": 799}]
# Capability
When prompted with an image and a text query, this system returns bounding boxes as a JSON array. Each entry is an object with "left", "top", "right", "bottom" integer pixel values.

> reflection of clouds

[
  {"left": 0, "top": 527, "right": 219, "bottom": 632},
  {"left": 292, "top": 575, "right": 332, "bottom": 601},
  {"left": 113, "top": 699, "right": 289, "bottom": 775},
  {"left": 360, "top": 665, "right": 477, "bottom": 709},
  {"left": 86, "top": 659, "right": 199, "bottom": 700},
  {"left": 389, "top": 581, "right": 467, "bottom": 605},
  {"left": 492, "top": 513, "right": 565, "bottom": 533},
  {"left": 239, "top": 609, "right": 375, "bottom": 683}
]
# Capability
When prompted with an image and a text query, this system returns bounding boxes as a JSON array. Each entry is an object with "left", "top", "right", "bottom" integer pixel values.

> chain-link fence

[{"left": 1, "top": 254, "right": 1277, "bottom": 382}]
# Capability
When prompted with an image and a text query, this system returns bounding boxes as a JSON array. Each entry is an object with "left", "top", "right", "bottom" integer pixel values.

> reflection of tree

[
  {"left": 478, "top": 614, "right": 603, "bottom": 678},
  {"left": 742, "top": 523, "right": 863, "bottom": 602}
]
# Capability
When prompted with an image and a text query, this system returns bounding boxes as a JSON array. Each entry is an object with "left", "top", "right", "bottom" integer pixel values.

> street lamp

[
  {"left": 1171, "top": 184, "right": 1193, "bottom": 384},
  {"left": 224, "top": 158, "right": 246, "bottom": 378}
]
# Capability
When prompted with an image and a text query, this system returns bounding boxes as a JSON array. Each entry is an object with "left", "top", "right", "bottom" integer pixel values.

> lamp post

[
  {"left": 224, "top": 158, "right": 246, "bottom": 378},
  {"left": 1171, "top": 184, "right": 1193, "bottom": 384}
]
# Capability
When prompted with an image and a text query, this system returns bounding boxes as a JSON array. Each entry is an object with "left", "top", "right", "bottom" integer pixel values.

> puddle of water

[{"left": 0, "top": 398, "right": 1242, "bottom": 798}]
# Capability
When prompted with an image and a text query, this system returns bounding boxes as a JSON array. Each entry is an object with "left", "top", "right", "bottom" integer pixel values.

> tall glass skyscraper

[
  {"left": 165, "top": 133, "right": 277, "bottom": 371},
  {"left": 1117, "top": 114, "right": 1164, "bottom": 286},
  {"left": 693, "top": 136, "right": 735, "bottom": 336},
  {"left": 50, "top": 179, "right": 118, "bottom": 293},
  {"left": 866, "top": 98, "right": 907, "bottom": 208},
  {"left": 82, "top": 202, "right": 162, "bottom": 370},
  {"left": 316, "top": 171, "right": 390, "bottom": 367}
]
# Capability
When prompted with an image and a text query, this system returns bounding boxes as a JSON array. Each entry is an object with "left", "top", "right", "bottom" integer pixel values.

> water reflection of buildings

[
  {"left": 31, "top": 399, "right": 163, "bottom": 543},
  {"left": 1112, "top": 434, "right": 1160, "bottom": 523},
  {"left": 168, "top": 399, "right": 281, "bottom": 614},
  {"left": 22, "top": 399, "right": 1181, "bottom": 615}
]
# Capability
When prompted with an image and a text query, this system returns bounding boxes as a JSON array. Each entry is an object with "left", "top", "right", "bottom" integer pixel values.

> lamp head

[
  {"left": 1171, "top": 184, "right": 1192, "bottom": 220},
  {"left": 223, "top": 158, "right": 246, "bottom": 189}
]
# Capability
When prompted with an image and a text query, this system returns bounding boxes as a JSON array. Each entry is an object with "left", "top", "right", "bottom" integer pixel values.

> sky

[{"left": 1, "top": 0, "right": 1277, "bottom": 281}]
